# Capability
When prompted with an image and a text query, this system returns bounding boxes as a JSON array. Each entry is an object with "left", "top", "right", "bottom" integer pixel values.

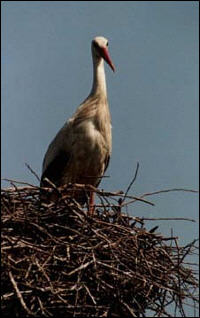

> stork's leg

[{"left": 89, "top": 191, "right": 95, "bottom": 215}]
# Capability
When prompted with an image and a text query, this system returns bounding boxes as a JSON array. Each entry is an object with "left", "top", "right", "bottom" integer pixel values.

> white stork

[{"left": 40, "top": 36, "right": 115, "bottom": 213}]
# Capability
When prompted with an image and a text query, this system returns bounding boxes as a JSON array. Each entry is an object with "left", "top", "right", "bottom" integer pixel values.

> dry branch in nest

[{"left": 1, "top": 180, "right": 199, "bottom": 317}]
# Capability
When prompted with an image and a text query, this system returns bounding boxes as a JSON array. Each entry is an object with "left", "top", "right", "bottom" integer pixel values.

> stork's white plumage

[{"left": 40, "top": 36, "right": 115, "bottom": 213}]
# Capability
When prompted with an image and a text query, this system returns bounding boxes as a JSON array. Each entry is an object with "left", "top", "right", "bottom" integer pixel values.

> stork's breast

[{"left": 69, "top": 120, "right": 111, "bottom": 185}]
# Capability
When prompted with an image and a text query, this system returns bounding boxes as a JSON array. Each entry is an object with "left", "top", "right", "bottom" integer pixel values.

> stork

[{"left": 40, "top": 36, "right": 115, "bottom": 214}]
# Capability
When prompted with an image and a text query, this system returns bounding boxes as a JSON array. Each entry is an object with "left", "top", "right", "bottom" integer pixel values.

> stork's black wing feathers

[
  {"left": 104, "top": 154, "right": 110, "bottom": 173},
  {"left": 40, "top": 150, "right": 70, "bottom": 187}
]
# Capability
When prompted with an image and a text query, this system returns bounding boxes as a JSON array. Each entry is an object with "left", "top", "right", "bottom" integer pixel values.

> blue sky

[{"left": 2, "top": 2, "right": 199, "bottom": 314}]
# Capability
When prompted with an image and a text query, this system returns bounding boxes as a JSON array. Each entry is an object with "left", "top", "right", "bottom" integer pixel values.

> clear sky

[{"left": 1, "top": 1, "right": 199, "bottom": 314}]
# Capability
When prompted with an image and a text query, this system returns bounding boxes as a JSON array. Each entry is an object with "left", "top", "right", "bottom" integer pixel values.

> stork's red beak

[{"left": 100, "top": 47, "right": 115, "bottom": 72}]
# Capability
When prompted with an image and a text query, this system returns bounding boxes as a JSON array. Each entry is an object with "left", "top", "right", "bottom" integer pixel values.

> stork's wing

[
  {"left": 104, "top": 154, "right": 110, "bottom": 173},
  {"left": 40, "top": 149, "right": 70, "bottom": 187},
  {"left": 95, "top": 154, "right": 110, "bottom": 189},
  {"left": 40, "top": 119, "right": 74, "bottom": 187}
]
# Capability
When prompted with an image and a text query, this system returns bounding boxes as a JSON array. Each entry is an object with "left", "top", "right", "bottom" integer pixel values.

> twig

[
  {"left": 122, "top": 162, "right": 139, "bottom": 203},
  {"left": 141, "top": 217, "right": 196, "bottom": 223},
  {"left": 9, "top": 271, "right": 36, "bottom": 316},
  {"left": 2, "top": 178, "right": 39, "bottom": 188},
  {"left": 66, "top": 260, "right": 94, "bottom": 277},
  {"left": 25, "top": 163, "right": 40, "bottom": 182},
  {"left": 138, "top": 188, "right": 198, "bottom": 200}
]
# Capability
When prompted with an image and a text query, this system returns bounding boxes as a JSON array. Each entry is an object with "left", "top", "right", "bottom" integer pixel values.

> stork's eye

[{"left": 106, "top": 42, "right": 109, "bottom": 47}]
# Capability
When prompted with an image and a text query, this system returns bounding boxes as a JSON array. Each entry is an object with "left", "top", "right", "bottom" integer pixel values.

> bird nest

[{"left": 1, "top": 181, "right": 199, "bottom": 317}]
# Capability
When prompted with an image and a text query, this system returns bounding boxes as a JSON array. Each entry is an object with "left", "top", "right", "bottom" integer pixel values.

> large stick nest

[{"left": 1, "top": 182, "right": 199, "bottom": 317}]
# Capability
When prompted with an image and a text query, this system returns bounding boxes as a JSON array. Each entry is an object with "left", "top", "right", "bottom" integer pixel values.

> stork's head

[{"left": 92, "top": 36, "right": 115, "bottom": 72}]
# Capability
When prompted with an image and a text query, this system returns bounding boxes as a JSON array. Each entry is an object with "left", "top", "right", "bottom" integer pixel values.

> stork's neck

[{"left": 91, "top": 58, "right": 107, "bottom": 98}]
